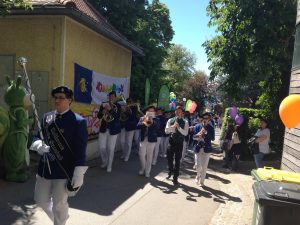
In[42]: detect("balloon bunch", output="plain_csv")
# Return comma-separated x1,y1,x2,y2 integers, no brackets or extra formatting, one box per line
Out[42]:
229,106,244,125
279,95,300,129
169,92,177,110
185,99,197,113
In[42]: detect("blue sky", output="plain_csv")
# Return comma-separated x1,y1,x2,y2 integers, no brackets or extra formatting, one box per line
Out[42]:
158,0,216,74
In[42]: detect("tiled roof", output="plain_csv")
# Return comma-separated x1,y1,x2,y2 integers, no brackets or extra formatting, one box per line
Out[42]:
24,0,142,54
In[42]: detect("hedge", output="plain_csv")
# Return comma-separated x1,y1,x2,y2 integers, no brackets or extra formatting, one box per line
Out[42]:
221,107,283,159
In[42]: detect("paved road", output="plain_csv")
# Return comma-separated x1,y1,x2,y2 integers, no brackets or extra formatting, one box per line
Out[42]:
0,129,232,225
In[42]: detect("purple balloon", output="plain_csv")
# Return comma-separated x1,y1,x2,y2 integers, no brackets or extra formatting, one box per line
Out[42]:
169,102,176,110
235,114,244,125
229,107,238,119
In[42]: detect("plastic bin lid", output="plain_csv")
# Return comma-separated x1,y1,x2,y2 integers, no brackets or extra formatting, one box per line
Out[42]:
255,167,300,184
254,181,300,205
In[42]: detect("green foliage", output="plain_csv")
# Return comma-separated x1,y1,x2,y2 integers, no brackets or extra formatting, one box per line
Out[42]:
88,0,174,104
203,0,296,110
220,107,280,158
0,0,32,15
179,71,208,110
162,44,197,93
204,0,296,155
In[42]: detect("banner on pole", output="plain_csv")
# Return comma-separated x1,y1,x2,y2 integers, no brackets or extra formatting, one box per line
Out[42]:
157,85,170,111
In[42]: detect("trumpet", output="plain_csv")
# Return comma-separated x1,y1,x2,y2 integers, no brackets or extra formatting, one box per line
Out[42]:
143,115,153,127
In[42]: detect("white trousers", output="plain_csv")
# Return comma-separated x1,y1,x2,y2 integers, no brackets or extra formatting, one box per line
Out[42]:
98,130,118,171
159,136,169,157
195,149,211,184
119,128,126,155
120,129,135,161
133,129,141,148
152,137,162,165
139,138,156,176
34,175,69,225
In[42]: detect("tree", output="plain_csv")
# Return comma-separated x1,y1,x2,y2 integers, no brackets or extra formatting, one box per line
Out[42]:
162,44,197,94
203,0,296,110
203,0,297,151
0,0,32,15
88,0,174,104
178,71,210,111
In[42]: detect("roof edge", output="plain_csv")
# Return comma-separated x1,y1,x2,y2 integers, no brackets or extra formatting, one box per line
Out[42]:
7,7,144,56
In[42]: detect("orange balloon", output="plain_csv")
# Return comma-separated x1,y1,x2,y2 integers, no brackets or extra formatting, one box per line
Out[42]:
279,95,300,128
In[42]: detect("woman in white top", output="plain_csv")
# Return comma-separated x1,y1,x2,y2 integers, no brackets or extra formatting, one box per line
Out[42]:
254,119,270,168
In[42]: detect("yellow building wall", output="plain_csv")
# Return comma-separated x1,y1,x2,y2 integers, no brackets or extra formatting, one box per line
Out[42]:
0,16,63,90
63,18,132,91
0,15,133,111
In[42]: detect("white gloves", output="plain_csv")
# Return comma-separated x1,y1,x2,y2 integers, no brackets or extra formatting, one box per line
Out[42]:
71,166,88,188
30,140,50,155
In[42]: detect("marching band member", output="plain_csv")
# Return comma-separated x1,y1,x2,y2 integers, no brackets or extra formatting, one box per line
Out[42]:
152,107,164,165
137,106,160,178
193,112,214,187
31,86,88,225
120,98,138,162
165,106,189,185
119,103,127,160
159,110,172,158
97,91,121,172
181,111,192,163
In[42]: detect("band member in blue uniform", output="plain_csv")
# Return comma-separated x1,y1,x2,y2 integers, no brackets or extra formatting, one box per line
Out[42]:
152,107,164,165
159,110,172,158
165,106,189,185
193,112,214,187
120,98,138,161
97,91,121,172
30,86,88,225
137,106,160,178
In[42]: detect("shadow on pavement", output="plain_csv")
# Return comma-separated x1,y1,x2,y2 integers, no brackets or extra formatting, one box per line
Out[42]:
0,174,37,225
69,153,170,216
202,185,242,204
150,177,213,202
0,152,171,222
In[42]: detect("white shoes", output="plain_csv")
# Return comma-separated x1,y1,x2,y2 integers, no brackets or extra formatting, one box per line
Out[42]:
195,176,200,184
195,175,204,187
107,167,112,173
198,182,205,187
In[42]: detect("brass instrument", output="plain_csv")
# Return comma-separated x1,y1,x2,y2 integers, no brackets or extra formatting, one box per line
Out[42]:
143,115,153,127
119,95,131,122
98,101,118,126
143,111,155,127
136,103,144,119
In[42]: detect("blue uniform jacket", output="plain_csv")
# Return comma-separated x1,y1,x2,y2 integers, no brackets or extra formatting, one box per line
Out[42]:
125,106,138,131
137,116,160,143
37,110,88,179
193,123,214,153
156,115,165,137
98,102,121,135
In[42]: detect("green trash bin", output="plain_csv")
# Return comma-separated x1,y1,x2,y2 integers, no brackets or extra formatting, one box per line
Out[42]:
252,180,300,225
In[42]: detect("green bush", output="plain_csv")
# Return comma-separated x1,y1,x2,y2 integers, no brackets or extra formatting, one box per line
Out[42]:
221,107,268,159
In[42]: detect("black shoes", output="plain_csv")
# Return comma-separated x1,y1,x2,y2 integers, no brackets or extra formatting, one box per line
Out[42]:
166,172,172,179
172,179,179,185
